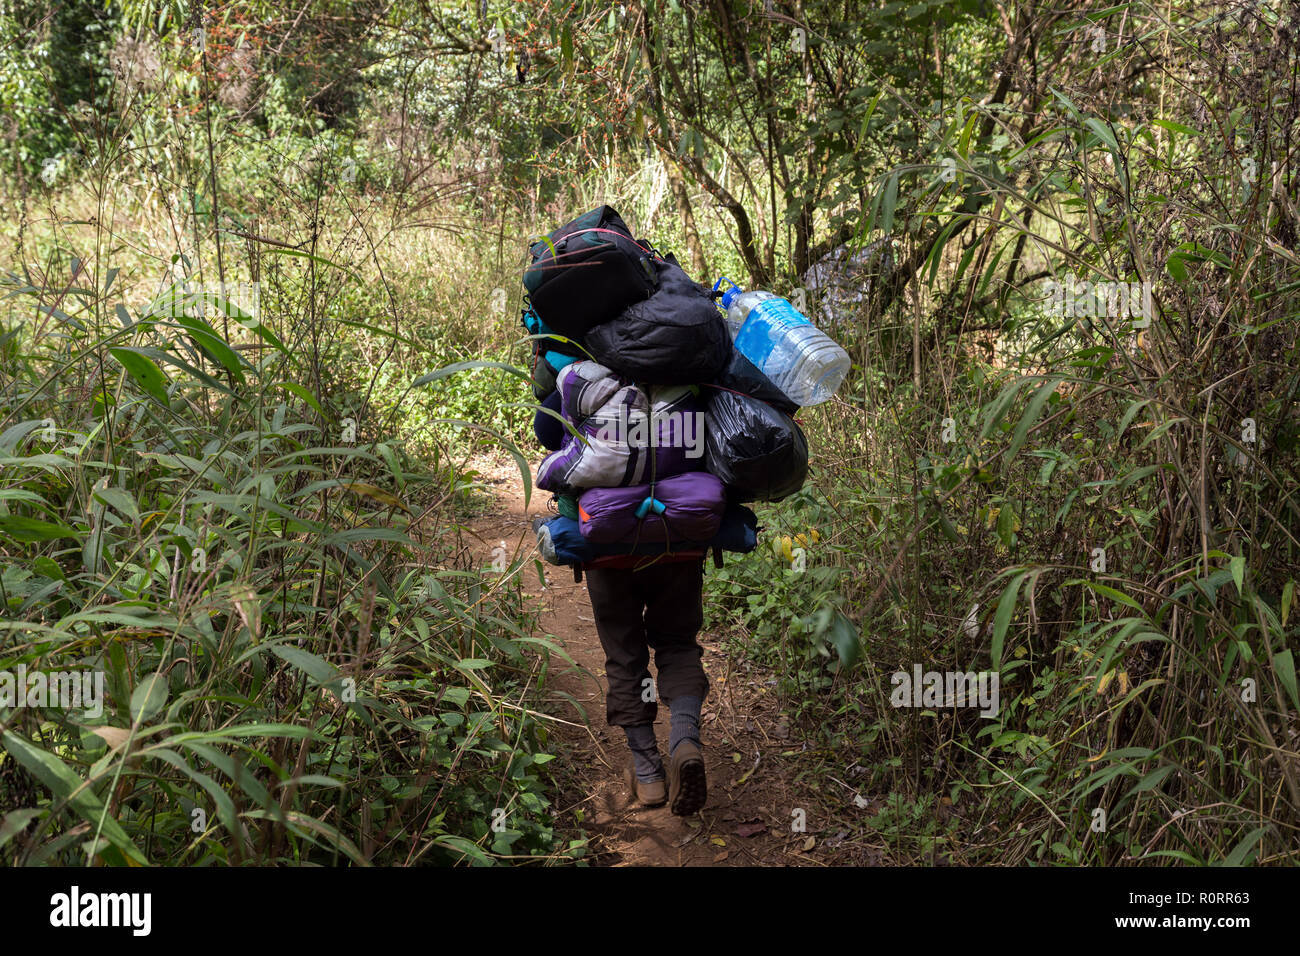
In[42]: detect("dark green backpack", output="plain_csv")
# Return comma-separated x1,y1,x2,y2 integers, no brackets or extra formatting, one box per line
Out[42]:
523,205,663,340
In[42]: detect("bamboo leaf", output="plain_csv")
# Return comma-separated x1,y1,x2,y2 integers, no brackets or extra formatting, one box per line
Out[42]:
0,731,148,865
131,674,169,723
274,381,324,415
109,347,171,404
0,515,79,542
1004,376,1061,465
990,570,1029,670
1273,649,1300,713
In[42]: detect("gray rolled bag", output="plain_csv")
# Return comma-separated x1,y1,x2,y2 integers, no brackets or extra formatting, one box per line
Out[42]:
536,361,707,496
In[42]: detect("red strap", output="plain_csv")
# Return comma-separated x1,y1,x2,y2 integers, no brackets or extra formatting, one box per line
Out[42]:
582,549,705,571
547,227,666,263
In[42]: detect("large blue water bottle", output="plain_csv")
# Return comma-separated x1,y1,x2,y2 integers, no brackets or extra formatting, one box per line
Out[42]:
714,278,850,406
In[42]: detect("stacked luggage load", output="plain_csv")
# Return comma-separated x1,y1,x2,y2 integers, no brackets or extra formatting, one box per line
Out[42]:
522,205,845,576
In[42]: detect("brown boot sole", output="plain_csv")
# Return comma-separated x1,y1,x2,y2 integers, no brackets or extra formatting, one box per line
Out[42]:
668,741,707,816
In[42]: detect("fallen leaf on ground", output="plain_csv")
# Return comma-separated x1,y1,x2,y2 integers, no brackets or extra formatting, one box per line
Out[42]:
736,821,767,838
803,836,816,851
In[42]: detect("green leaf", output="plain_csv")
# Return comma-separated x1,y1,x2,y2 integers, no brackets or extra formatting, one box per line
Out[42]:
1273,649,1300,713
990,570,1029,670
413,360,530,388
1216,827,1269,867
92,485,139,521
1165,251,1189,281
1075,580,1145,613
173,315,248,383
274,381,325,416
242,808,371,865
0,731,148,865
434,419,532,509
1129,763,1176,794
1229,554,1246,597
130,674,169,723
0,420,46,452
131,345,242,401
0,808,43,850
996,502,1018,547
271,644,339,686
109,347,170,404
1004,377,1061,465
980,378,1029,441
1114,398,1150,447
1152,118,1200,137
324,526,418,547
560,22,574,71
147,747,239,837
0,515,79,542
435,833,494,866
253,246,363,284
880,171,898,237
829,611,861,669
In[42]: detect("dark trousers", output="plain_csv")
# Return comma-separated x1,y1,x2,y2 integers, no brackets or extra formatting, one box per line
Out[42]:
584,558,709,727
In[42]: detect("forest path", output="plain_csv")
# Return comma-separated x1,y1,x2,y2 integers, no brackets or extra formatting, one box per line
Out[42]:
462,457,819,867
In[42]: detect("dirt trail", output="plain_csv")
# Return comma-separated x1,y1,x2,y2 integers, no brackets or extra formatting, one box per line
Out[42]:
463,459,820,866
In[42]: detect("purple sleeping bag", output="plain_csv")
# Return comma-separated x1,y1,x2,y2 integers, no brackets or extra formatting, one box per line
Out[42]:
578,471,726,544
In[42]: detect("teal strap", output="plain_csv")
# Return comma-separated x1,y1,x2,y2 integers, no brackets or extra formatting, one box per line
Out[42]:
635,496,666,520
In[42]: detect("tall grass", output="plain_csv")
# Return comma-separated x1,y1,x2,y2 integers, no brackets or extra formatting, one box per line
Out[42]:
705,7,1300,864
0,110,579,866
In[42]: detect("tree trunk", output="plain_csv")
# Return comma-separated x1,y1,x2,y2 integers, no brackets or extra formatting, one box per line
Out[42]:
666,161,708,279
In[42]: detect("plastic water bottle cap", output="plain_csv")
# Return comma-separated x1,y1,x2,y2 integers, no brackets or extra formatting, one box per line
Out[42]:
713,277,743,309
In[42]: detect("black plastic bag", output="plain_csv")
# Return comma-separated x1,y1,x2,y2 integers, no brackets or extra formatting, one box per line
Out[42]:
704,389,808,502
586,261,731,385
708,343,799,415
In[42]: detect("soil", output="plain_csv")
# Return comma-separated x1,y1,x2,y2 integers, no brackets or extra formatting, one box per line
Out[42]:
458,456,837,867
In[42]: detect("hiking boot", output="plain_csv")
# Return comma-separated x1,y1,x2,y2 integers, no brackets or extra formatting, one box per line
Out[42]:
667,739,707,816
624,761,667,808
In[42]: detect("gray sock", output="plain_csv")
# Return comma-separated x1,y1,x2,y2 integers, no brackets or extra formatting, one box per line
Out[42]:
624,724,664,782
668,695,703,756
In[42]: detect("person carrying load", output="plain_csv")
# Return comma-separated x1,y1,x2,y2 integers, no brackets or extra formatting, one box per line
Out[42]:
521,205,833,816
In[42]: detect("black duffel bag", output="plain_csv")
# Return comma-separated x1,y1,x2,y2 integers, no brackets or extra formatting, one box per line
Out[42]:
523,206,660,340
586,260,731,386
704,388,808,502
